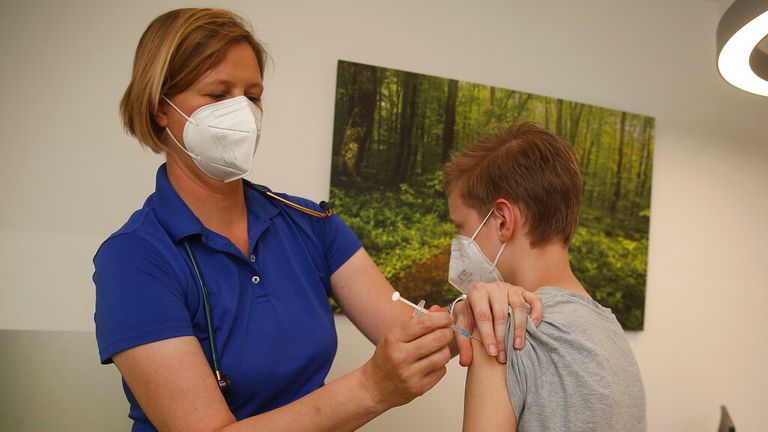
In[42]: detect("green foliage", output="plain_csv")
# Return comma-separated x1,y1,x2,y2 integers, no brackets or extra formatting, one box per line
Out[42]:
331,172,454,280
570,222,648,330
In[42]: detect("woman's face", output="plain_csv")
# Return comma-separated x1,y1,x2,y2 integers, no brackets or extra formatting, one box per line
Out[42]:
156,41,264,153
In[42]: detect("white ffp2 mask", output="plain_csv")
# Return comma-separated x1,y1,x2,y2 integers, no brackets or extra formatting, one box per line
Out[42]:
448,209,507,293
164,96,262,183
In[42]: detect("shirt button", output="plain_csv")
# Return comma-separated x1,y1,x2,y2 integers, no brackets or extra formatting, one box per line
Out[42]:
250,254,256,262
251,275,260,284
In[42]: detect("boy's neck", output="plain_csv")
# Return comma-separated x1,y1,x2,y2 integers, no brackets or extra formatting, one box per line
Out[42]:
501,240,590,298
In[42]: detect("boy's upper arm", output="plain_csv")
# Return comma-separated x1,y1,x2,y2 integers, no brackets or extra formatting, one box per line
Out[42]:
463,336,517,432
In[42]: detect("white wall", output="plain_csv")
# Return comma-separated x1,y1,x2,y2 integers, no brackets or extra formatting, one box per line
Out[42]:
1,0,766,430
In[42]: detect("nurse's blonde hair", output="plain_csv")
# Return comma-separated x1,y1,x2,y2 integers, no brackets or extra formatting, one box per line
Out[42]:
120,8,267,153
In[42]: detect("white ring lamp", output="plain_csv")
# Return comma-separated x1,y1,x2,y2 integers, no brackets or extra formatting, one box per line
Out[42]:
717,0,768,96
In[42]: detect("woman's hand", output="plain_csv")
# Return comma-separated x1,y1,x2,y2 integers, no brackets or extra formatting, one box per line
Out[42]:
359,305,454,410
452,282,543,366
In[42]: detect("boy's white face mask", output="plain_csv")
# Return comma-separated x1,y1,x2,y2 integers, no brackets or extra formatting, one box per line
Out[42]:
163,95,262,183
448,209,507,293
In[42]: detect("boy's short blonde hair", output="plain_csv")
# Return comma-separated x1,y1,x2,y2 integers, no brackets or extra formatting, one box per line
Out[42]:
443,122,583,247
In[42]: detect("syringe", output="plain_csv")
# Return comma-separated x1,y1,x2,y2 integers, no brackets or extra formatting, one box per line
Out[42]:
391,291,482,342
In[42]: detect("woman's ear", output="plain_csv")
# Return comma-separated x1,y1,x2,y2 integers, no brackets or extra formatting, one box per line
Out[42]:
493,199,517,242
152,98,170,128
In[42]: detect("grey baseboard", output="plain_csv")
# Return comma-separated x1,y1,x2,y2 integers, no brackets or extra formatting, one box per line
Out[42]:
0,329,132,431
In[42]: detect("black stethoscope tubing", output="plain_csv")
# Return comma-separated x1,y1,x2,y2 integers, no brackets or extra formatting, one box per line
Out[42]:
182,182,332,399
183,240,232,396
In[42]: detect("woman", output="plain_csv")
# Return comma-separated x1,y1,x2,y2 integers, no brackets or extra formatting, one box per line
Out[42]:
94,8,540,431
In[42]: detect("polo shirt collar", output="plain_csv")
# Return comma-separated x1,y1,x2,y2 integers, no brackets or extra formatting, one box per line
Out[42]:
243,180,280,247
152,164,280,245
153,164,204,242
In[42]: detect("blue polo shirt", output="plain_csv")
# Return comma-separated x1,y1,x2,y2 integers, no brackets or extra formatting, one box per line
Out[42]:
93,164,361,431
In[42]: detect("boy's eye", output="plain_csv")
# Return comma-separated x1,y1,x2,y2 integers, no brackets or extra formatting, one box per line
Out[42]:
207,93,226,100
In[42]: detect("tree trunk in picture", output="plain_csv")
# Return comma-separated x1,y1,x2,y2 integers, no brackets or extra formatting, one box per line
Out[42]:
498,91,514,113
583,109,603,173
486,86,496,124
338,65,376,178
637,117,653,202
374,72,383,153
387,73,403,178
332,63,352,175
351,66,378,175
556,98,564,137
489,86,496,108
511,93,533,124
568,104,585,148
393,72,419,184
441,79,459,164
577,106,592,159
410,98,425,177
585,113,603,207
610,111,627,216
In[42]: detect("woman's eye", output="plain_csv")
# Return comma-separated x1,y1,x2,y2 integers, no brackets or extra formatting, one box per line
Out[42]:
207,93,226,100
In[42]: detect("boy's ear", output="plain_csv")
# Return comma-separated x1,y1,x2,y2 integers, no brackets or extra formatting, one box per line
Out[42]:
493,198,518,242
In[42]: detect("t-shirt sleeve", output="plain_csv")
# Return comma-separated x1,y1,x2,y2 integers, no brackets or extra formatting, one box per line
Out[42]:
93,234,194,364
322,213,362,275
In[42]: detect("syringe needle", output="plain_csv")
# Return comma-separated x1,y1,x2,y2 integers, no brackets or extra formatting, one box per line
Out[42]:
392,291,480,341
451,324,483,342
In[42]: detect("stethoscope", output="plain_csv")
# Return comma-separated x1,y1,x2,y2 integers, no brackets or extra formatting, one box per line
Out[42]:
182,181,333,398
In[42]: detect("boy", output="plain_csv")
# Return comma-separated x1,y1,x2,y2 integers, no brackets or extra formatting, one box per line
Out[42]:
444,122,646,431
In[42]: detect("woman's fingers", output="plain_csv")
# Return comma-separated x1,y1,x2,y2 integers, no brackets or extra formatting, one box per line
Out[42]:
467,286,499,358
452,300,474,366
406,325,454,360
507,287,529,350
398,307,452,342
524,289,543,326
465,282,544,361
362,306,454,409
488,283,510,362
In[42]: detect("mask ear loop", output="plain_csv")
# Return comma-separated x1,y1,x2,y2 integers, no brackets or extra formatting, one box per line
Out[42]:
492,241,507,266
470,209,496,240
491,209,508,267
162,96,194,124
472,208,507,267
164,128,199,161
161,96,200,160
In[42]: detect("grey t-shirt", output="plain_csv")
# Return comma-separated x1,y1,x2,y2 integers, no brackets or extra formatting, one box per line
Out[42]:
506,287,646,431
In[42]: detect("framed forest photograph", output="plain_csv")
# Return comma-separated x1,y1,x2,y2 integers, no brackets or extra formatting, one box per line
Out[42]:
330,60,653,330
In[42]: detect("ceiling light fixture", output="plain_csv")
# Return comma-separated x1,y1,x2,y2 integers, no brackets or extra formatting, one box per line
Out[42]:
717,0,768,96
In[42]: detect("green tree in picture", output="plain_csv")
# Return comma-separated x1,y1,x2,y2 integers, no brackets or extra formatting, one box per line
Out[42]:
330,60,653,330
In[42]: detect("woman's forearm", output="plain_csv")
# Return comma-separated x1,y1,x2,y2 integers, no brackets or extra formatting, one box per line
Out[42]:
222,367,385,432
